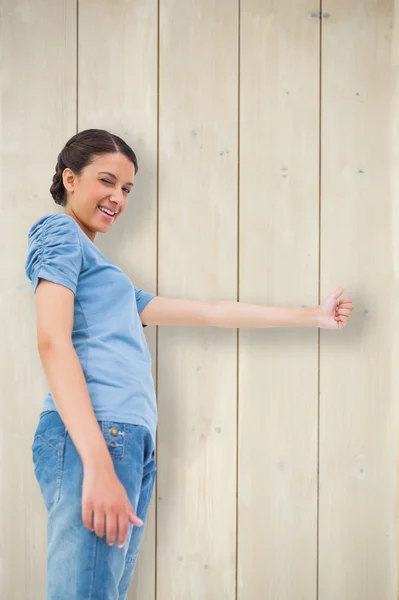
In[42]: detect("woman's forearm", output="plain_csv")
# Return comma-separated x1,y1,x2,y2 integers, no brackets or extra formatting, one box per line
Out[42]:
38,341,114,471
210,301,319,329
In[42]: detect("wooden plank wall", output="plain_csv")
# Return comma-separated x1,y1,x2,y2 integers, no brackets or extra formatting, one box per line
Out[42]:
239,2,320,598
320,2,399,599
1,1,398,599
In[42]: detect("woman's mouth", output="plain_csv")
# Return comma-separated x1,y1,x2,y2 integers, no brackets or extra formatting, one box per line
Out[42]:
98,206,116,222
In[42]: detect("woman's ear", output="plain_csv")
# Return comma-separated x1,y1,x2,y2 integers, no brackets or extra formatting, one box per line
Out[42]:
62,168,77,194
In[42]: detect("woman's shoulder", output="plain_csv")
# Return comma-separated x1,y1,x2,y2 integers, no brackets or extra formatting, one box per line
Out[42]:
28,212,78,237
27,213,81,247
25,213,83,293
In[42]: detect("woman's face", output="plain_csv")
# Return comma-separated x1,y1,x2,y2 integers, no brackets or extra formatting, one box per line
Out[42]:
63,152,135,241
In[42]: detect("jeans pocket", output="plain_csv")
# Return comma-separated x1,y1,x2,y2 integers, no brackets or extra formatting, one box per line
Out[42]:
32,425,67,512
32,425,67,462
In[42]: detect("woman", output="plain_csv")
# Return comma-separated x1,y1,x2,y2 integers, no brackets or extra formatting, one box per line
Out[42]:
25,128,354,599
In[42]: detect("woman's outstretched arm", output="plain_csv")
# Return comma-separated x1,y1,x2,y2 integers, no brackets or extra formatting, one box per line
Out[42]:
140,287,354,331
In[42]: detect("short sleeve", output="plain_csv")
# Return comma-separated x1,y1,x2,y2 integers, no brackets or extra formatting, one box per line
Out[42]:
25,214,83,295
134,286,156,327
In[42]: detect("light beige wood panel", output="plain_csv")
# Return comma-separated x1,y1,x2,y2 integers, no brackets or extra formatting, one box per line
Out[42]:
78,1,158,598
238,2,320,599
156,1,238,598
0,1,77,598
320,2,399,599
394,5,399,595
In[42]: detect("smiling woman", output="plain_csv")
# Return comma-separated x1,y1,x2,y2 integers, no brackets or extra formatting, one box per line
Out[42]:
49,129,137,241
25,128,158,599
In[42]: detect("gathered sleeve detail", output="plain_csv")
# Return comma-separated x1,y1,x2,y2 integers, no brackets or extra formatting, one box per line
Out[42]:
25,214,83,295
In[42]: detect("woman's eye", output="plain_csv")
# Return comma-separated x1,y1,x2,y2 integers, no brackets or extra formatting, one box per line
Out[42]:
101,179,129,194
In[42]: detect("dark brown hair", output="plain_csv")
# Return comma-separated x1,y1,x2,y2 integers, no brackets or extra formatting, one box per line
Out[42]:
50,129,139,206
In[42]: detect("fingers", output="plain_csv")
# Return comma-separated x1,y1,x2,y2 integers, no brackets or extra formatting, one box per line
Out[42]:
93,508,106,539
81,469,142,548
83,508,132,547
83,506,141,548
335,311,351,326
335,298,353,327
117,513,129,548
105,511,118,547
336,308,352,317
337,316,349,324
335,297,354,320
82,502,95,532
128,507,144,528
333,297,354,327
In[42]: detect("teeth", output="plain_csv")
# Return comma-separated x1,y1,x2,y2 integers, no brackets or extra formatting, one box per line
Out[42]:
99,207,115,216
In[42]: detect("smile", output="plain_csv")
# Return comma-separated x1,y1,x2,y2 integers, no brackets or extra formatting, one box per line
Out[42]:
98,206,116,221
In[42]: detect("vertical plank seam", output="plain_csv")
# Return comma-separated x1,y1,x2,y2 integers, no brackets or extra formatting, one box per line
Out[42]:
155,0,160,598
235,1,241,599
317,0,323,599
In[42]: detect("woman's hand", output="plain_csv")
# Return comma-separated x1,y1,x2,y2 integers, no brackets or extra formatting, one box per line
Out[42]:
315,286,354,330
81,462,143,547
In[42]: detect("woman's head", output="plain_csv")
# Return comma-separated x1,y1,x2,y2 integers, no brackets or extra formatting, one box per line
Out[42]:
50,129,138,240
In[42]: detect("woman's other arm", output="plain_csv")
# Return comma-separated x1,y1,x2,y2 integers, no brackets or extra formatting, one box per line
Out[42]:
35,279,143,546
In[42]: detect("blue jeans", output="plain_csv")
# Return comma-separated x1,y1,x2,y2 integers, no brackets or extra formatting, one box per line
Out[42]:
32,410,157,600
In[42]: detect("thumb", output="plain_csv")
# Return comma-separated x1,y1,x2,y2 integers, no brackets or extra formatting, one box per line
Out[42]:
128,504,143,527
331,286,345,300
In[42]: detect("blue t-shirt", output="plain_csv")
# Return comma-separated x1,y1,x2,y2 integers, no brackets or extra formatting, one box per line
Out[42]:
25,213,158,444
